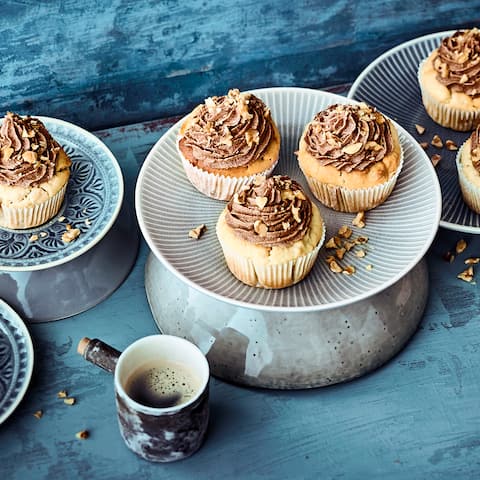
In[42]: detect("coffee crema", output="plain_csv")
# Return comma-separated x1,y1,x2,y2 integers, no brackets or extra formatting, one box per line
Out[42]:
124,360,201,409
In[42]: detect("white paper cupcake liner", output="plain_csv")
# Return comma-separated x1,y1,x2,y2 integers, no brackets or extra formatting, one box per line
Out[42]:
180,156,278,201
418,60,480,132
0,183,67,229
303,148,404,213
220,225,325,289
456,141,480,213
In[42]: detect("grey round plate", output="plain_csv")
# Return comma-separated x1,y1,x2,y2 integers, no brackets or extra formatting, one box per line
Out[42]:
136,87,441,312
348,30,480,233
0,299,33,424
0,116,124,271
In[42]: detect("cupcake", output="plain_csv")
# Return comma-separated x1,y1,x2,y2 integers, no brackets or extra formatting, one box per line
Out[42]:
456,124,480,212
177,89,280,200
0,112,71,229
297,103,403,212
418,28,480,131
216,175,325,289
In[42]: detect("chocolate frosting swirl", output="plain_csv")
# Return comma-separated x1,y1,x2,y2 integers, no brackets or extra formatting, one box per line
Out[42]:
471,124,480,171
179,89,274,170
0,112,62,187
433,29,480,96
225,175,312,247
302,103,394,172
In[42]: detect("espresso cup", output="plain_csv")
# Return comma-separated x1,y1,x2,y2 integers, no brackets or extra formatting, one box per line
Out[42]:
79,334,210,462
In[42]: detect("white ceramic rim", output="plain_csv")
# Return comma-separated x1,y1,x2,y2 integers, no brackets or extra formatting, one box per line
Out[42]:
114,334,209,415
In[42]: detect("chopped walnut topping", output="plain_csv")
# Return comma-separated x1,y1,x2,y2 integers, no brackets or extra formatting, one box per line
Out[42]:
352,211,365,228
415,124,426,135
253,220,268,237
291,205,301,223
338,225,352,239
245,128,259,147
76,430,89,440
342,142,363,155
22,151,37,164
62,226,81,243
431,154,442,167
459,73,469,84
456,239,467,254
255,196,268,209
457,266,474,282
431,135,443,148
253,175,266,186
57,390,68,398
64,397,76,406
445,140,458,151
188,224,206,239
33,410,43,419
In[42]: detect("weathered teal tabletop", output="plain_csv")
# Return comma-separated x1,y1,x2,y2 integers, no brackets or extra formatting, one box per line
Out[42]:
0,111,479,479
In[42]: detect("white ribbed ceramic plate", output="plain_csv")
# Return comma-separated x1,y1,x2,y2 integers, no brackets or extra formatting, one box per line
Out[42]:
136,87,441,311
348,30,480,233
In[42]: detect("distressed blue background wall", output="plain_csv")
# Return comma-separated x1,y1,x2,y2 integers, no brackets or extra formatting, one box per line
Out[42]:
1,0,479,129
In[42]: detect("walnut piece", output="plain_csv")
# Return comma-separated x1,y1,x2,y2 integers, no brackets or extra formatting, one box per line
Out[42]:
456,239,467,254
338,225,352,239
76,430,89,440
445,140,458,151
33,410,43,419
457,266,474,283
64,397,76,406
431,154,441,167
431,135,443,148
57,390,68,398
62,226,81,243
328,260,343,273
188,224,206,240
352,211,365,228
415,124,426,135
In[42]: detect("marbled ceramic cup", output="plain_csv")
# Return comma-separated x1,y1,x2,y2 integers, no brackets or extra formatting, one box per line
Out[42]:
113,335,210,462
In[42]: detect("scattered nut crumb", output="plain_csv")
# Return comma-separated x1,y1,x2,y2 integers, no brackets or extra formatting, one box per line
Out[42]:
64,397,76,406
58,216,66,222
431,154,442,166
57,390,68,398
85,218,91,226
325,237,341,249
419,142,429,150
366,264,373,271
457,266,474,282
352,211,365,228
344,240,356,252
33,410,43,419
355,249,366,258
39,231,47,238
465,257,480,265
355,235,369,244
188,224,206,239
431,134,443,148
29,234,39,242
328,260,343,273
62,226,81,243
445,140,458,151
76,430,89,440
335,247,346,260
342,265,356,275
443,251,455,263
415,124,426,135
338,225,352,239
456,239,467,254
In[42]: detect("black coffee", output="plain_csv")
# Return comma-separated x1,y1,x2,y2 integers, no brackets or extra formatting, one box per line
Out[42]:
124,360,201,409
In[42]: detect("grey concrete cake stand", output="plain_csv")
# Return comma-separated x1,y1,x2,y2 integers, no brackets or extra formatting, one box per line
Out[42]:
145,253,428,389
0,202,139,323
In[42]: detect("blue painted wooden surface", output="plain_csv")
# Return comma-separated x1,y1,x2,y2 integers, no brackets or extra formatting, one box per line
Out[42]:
0,114,479,479
2,0,480,130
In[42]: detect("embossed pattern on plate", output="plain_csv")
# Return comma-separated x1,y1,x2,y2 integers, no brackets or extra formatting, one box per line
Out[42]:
136,87,441,311
0,299,33,424
0,117,124,271
348,30,480,233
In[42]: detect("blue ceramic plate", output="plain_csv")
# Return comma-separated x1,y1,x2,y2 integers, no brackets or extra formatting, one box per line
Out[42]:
0,117,124,271
136,87,441,311
348,30,480,233
0,299,33,424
